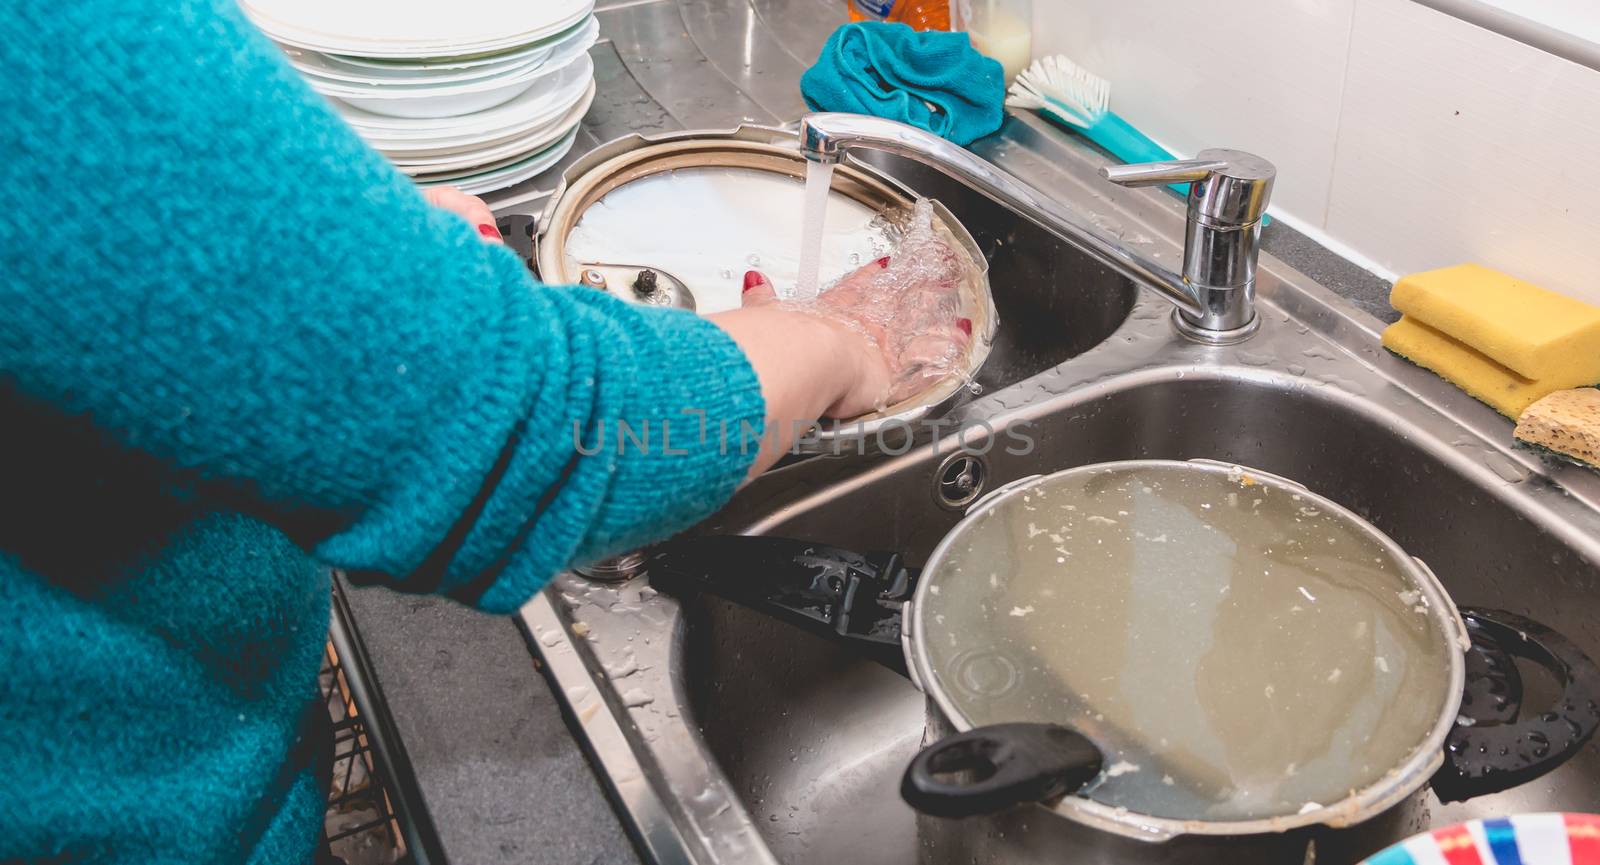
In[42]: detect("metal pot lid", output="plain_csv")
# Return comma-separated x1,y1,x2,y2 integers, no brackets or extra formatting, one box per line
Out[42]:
906,459,1466,836
562,160,895,315
537,126,996,451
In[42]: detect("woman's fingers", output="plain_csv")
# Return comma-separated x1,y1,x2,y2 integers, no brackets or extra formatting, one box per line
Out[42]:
819,256,895,319
741,270,778,306
895,320,970,383
422,185,503,243
831,256,892,295
883,322,966,404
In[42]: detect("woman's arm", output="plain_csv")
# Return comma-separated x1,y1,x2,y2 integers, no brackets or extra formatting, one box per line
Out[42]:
416,190,875,478
2,0,776,612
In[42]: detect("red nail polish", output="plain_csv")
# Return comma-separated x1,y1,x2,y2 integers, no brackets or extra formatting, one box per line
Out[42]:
956,318,972,336
876,256,891,268
742,270,764,292
477,223,502,239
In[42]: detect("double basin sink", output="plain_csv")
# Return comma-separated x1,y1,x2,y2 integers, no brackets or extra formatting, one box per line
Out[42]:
521,115,1600,865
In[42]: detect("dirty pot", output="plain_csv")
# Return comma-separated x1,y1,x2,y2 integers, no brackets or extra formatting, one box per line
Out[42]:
647,459,1600,864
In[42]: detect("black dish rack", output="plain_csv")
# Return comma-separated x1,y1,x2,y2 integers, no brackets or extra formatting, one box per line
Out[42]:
319,639,408,864
321,580,436,865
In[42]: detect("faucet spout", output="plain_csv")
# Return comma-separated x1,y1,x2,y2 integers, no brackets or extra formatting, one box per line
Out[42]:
799,116,843,164
796,113,1274,343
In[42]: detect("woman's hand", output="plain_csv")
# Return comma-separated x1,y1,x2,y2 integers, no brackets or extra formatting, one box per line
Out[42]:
741,255,972,419
422,186,504,243
708,249,972,477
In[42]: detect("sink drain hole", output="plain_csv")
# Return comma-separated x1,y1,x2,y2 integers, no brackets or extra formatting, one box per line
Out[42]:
935,453,987,510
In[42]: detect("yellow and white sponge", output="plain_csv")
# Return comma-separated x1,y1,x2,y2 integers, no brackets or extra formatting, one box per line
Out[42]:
1515,388,1600,468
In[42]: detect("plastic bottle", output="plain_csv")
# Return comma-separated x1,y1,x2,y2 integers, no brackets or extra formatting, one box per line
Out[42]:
954,0,1031,83
848,0,951,31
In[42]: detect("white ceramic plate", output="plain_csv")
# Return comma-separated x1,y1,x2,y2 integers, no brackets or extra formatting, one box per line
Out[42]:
410,125,576,182
340,47,593,134
416,128,580,195
244,0,591,58
326,32,593,120
319,28,564,73
388,83,593,173
313,55,546,97
285,45,552,87
302,17,593,97
366,109,566,157
356,61,594,152
332,74,534,119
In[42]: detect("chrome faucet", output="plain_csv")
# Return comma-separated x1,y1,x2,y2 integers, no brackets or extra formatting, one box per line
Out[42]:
798,113,1276,342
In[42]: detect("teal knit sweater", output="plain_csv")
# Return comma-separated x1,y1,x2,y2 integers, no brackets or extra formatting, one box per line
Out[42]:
0,1,765,862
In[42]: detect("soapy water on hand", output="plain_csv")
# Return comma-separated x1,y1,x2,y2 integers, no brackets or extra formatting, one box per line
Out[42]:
786,198,978,411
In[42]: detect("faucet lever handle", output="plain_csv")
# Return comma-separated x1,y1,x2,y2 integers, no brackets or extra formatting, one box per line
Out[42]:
1099,158,1229,188
1100,148,1276,228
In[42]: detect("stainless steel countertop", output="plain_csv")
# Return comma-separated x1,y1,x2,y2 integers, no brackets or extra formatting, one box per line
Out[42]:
337,1,1401,862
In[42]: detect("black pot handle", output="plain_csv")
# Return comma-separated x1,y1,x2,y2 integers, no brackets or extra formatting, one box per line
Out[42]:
901,722,1104,819
1432,607,1600,803
645,535,917,674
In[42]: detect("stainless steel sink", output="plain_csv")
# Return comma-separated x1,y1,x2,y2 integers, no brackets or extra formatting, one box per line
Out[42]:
521,115,1600,865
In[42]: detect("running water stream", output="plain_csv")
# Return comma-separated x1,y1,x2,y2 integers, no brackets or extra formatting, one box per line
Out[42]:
790,160,835,299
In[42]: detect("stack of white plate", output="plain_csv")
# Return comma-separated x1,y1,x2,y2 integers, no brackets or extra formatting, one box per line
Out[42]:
244,0,597,193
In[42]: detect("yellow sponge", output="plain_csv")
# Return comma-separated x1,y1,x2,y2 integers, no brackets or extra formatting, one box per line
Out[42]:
1515,388,1600,469
1391,264,1600,381
1382,316,1557,417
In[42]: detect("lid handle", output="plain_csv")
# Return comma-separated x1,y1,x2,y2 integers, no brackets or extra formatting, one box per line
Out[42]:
901,722,1103,818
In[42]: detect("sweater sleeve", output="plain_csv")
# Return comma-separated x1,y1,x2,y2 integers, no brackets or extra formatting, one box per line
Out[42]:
0,0,766,613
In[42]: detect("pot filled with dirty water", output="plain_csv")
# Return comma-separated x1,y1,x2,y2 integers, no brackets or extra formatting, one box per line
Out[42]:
536,125,996,453
646,459,1600,864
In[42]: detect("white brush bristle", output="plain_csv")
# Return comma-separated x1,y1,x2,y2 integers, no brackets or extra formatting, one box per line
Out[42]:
1006,54,1110,129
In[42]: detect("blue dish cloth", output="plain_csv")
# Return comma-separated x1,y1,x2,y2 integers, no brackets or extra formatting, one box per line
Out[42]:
801,22,1005,147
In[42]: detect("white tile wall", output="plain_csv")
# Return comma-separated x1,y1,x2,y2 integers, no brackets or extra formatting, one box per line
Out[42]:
1028,0,1356,229
1032,0,1600,305
1329,0,1600,302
